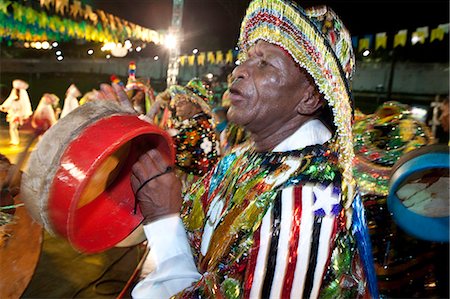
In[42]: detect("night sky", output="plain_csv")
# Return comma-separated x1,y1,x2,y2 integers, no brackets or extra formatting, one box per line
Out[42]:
92,0,450,52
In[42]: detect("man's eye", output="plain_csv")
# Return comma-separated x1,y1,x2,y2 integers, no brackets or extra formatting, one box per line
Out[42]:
257,60,268,67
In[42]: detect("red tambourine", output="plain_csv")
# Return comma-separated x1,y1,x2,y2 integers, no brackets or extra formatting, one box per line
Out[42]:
21,101,174,253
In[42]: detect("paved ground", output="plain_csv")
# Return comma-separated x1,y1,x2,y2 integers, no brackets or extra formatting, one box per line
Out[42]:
0,124,143,299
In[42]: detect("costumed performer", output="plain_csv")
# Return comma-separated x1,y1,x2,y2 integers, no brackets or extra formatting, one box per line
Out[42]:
126,61,155,116
130,1,378,298
31,93,60,135
166,78,220,193
0,80,33,146
60,84,81,118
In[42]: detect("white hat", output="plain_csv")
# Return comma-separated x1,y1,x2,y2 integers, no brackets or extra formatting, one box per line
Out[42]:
12,79,29,90
66,84,81,98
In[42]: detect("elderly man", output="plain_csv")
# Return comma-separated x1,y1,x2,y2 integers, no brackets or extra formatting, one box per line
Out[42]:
131,0,378,298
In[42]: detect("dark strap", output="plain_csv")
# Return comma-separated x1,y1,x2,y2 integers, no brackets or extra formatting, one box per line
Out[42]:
133,166,173,214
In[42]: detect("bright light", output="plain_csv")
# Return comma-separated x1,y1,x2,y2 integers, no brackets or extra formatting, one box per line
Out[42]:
153,55,159,61
206,73,214,80
164,33,178,50
87,49,94,55
234,47,239,51
128,48,133,52
101,42,116,51
362,50,370,57
24,42,30,48
124,40,132,49
57,56,63,61
235,60,241,65
35,42,42,49
411,106,428,122
192,48,198,54
52,41,58,47
136,46,142,52
42,41,50,49
106,54,111,59
411,35,421,45
56,50,62,56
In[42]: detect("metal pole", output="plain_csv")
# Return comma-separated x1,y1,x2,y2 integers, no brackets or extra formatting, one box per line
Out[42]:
166,0,184,88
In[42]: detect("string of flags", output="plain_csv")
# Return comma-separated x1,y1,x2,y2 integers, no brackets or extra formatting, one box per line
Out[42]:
0,0,447,64
0,0,161,44
179,23,449,66
354,24,449,52
178,49,237,67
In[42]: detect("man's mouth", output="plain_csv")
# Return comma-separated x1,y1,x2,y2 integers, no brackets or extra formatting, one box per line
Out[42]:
229,86,245,104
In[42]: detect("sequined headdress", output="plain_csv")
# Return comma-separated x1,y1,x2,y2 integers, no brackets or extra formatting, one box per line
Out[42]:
169,78,213,116
238,0,356,205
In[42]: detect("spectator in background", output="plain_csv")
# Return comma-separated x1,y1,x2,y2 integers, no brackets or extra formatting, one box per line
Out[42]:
0,79,33,146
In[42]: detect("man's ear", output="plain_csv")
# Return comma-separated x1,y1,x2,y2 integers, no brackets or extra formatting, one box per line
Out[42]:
296,85,323,116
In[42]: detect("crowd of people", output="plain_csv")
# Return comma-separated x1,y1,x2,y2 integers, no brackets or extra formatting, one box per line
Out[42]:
0,0,448,298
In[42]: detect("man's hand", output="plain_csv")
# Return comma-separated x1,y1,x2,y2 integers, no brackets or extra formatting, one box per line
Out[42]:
131,149,182,224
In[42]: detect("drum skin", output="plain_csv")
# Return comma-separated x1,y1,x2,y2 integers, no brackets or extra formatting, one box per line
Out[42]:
388,144,449,242
21,101,175,253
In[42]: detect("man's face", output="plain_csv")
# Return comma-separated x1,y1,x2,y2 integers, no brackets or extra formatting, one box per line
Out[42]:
227,40,309,133
174,95,201,120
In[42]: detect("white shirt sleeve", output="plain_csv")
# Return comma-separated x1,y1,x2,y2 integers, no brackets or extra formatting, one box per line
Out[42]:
132,215,202,299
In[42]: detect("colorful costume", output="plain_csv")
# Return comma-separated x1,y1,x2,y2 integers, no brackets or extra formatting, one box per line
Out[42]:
353,101,434,196
0,80,33,145
132,1,378,298
167,79,220,191
171,113,219,177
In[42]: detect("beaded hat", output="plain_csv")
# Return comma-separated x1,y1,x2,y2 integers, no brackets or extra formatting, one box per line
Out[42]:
168,78,213,116
238,0,356,203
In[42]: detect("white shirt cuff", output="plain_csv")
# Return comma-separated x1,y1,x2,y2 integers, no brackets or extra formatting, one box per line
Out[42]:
143,214,193,266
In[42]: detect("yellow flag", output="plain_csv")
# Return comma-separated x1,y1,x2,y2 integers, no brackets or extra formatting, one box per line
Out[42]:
108,13,116,30
225,50,233,64
70,0,82,18
198,52,206,66
0,0,11,14
207,51,215,64
55,0,68,15
393,29,407,48
179,55,187,66
411,26,428,45
84,4,93,20
358,38,369,52
216,51,224,64
430,27,444,42
375,32,387,50
40,0,52,10
188,55,195,66
97,10,108,24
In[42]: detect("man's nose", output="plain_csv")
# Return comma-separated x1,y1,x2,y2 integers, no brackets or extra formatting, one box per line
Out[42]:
231,63,249,81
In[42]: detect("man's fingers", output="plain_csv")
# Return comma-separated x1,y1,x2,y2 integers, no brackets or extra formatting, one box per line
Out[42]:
131,149,165,181
112,83,134,110
100,84,118,101
130,173,140,190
